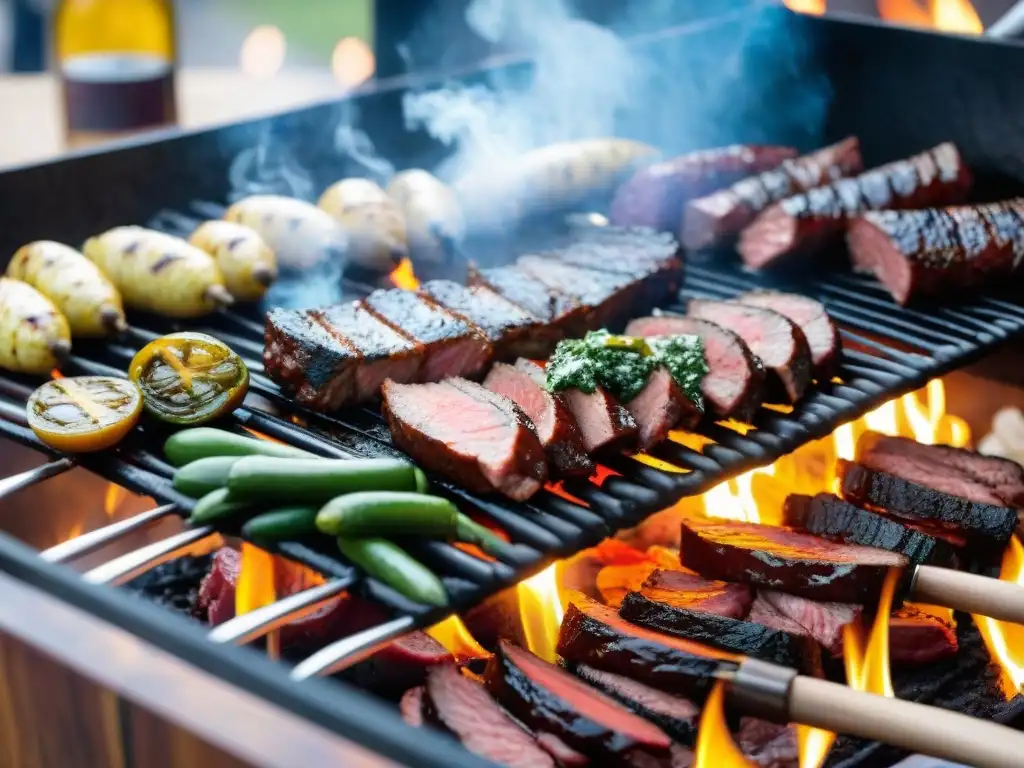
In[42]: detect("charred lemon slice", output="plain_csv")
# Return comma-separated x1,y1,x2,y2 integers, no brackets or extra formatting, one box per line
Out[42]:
27,376,143,453
129,332,249,425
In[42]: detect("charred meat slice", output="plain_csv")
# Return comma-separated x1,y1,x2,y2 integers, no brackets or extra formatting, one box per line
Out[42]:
609,145,798,232
347,631,454,698
400,686,426,727
626,367,701,451
424,664,556,768
688,300,812,404
553,237,684,308
837,459,1016,546
739,142,972,269
483,360,593,477
485,640,672,763
738,719,799,768
516,255,639,332
783,493,959,567
736,292,841,380
557,596,734,697
362,288,490,382
575,665,699,746
625,315,766,421
318,303,424,402
419,280,556,361
562,386,639,455
753,591,860,656
680,519,907,604
468,264,585,335
681,137,862,250
889,605,958,665
382,378,548,500
639,568,753,619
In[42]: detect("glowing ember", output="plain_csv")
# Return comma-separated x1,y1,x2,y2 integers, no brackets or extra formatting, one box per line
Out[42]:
877,0,983,33
427,615,491,663
693,680,754,768
241,426,287,445
784,0,826,14
517,563,564,663
390,257,420,291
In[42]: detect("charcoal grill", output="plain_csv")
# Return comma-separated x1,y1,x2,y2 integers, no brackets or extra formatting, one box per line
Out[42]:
2,6,1024,767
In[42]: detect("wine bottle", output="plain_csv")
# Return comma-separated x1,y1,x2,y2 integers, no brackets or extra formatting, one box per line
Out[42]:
53,0,178,149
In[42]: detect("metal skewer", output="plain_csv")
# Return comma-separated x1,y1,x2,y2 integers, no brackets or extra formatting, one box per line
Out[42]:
987,1,1024,38
0,458,75,501
290,615,418,680
41,503,178,563
82,526,215,585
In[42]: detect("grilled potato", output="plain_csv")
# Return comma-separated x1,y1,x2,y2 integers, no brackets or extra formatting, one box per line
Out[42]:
82,227,232,318
386,170,464,265
224,195,346,271
6,241,127,337
318,178,408,272
188,221,277,302
0,278,71,374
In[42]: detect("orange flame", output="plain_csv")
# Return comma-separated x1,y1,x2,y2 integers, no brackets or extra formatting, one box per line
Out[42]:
50,369,65,380
390,257,421,291
784,0,826,14
235,543,277,616
104,482,129,519
241,426,288,445
974,535,1024,697
877,0,983,33
426,615,491,663
693,680,755,768
517,563,564,663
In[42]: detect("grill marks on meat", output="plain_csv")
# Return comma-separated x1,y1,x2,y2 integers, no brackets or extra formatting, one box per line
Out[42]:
363,288,490,382
552,238,683,308
735,292,841,380
680,519,907,604
681,137,862,251
837,459,1017,546
626,367,701,451
739,142,972,270
382,378,548,500
469,264,585,332
847,199,1024,304
562,386,639,455
483,359,593,477
687,300,811,404
609,145,799,232
516,255,639,332
626,315,766,421
784,493,959,566
889,605,958,664
485,639,672,763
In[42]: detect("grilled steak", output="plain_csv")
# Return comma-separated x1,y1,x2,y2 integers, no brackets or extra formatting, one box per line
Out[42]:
553,236,683,308
739,142,972,269
597,561,661,608
783,493,959,567
753,591,860,656
362,288,490,382
423,664,556,768
889,605,958,665
347,630,454,698
534,733,590,768
680,519,907,604
562,386,639,455
610,145,798,232
837,459,1017,545
681,137,862,250
625,315,766,421
639,568,753,618
557,597,733,697
400,685,426,727
860,433,1024,508
626,367,701,451
746,593,814,638
847,199,1024,305
736,292,841,380
483,360,593,477
516,255,638,332
738,719,799,768
419,280,556,361
485,640,672,763
575,665,699,746
468,264,585,336
688,300,812,404
382,378,548,500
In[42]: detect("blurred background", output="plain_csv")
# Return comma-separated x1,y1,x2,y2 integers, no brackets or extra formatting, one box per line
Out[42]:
0,0,1016,168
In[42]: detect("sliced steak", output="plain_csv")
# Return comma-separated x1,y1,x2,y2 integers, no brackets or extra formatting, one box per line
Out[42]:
639,568,753,618
483,360,593,477
889,605,958,665
516,254,639,332
382,378,548,500
610,145,798,232
400,686,426,727
575,664,699,745
424,664,556,768
553,234,683,308
597,561,661,608
468,264,585,337
837,459,1017,546
860,433,1024,508
738,719,799,768
419,279,555,361
362,288,490,382
626,367,701,451
680,519,907,604
681,137,862,250
347,630,454,697
562,386,639,455
735,292,841,380
783,493,959,567
739,142,972,270
534,732,590,768
485,640,672,763
625,315,766,421
557,596,734,697
754,590,861,655
688,300,812,404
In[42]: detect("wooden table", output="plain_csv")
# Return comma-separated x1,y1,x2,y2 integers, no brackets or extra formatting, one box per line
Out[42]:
0,68,345,169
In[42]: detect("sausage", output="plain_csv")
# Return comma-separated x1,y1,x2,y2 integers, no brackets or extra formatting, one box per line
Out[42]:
82,227,233,318
318,178,408,272
223,194,347,271
188,221,277,302
0,277,72,374
386,169,464,265
6,240,126,336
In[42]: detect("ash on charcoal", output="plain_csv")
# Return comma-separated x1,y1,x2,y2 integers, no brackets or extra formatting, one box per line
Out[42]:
125,554,212,617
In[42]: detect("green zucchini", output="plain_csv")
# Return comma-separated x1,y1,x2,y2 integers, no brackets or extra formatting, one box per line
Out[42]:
336,536,448,607
316,492,457,537
164,427,312,466
241,506,319,541
189,487,252,525
227,457,420,503
173,456,245,498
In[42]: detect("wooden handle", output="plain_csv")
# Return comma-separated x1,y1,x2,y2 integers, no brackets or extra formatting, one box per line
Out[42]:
912,565,1024,624
789,676,1024,768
